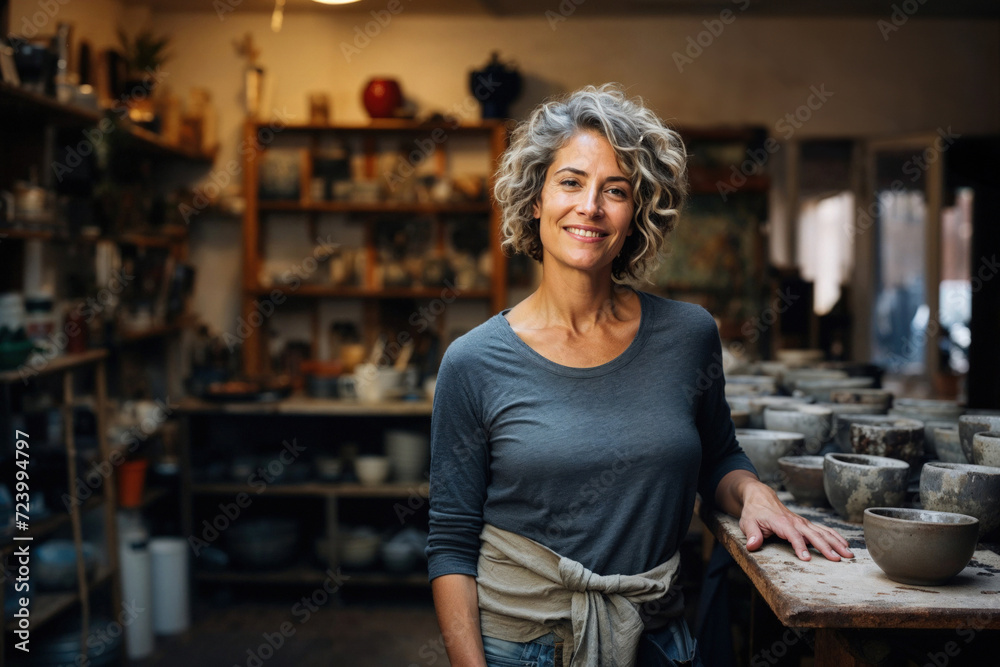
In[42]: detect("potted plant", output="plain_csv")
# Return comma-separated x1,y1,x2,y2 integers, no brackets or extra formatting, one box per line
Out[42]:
117,26,171,95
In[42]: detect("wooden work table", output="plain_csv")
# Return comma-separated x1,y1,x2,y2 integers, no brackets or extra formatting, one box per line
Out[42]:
703,494,1000,666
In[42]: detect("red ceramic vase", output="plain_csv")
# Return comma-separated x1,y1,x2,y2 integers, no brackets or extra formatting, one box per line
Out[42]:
362,79,403,119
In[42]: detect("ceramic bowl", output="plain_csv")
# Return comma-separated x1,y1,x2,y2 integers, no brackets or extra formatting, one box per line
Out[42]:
832,413,891,453
823,453,910,523
828,388,893,411
775,349,824,366
380,541,418,573
781,368,848,393
959,414,1000,464
735,429,805,486
339,528,381,569
933,425,966,464
972,431,1000,468
919,461,1000,536
354,455,391,485
763,405,834,454
36,540,99,591
864,507,978,586
777,456,828,506
892,398,965,422
795,377,875,403
849,416,925,467
746,396,813,429
725,374,778,396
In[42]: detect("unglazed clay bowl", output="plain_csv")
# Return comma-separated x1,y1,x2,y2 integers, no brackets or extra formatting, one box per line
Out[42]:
829,388,893,411
919,461,1000,536
833,413,892,453
795,377,874,403
746,396,813,429
764,405,835,454
864,507,978,586
959,414,1000,464
777,456,828,506
735,429,805,487
933,425,966,464
823,453,910,523
972,431,1000,468
850,416,925,467
893,398,965,423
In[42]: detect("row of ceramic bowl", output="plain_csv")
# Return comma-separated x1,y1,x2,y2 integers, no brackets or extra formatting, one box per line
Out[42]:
318,526,428,572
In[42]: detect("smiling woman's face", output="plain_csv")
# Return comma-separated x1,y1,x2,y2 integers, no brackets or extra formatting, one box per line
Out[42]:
533,131,635,278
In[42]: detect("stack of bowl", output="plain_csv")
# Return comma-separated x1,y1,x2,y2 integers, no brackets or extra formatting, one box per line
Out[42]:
384,430,429,483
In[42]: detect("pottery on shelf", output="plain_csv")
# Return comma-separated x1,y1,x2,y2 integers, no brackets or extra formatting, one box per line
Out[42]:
823,453,910,523
469,52,522,119
763,404,835,454
735,429,805,487
777,456,828,506
919,461,1000,536
958,414,1000,464
362,78,403,118
972,431,1000,468
864,507,978,586
849,416,925,467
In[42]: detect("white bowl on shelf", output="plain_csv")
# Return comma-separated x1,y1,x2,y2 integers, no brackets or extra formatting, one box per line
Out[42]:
354,456,390,486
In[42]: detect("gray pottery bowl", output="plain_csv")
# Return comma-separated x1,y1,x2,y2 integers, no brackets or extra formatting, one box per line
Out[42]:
795,377,874,402
864,507,978,586
919,461,1000,536
933,425,966,464
833,413,891,453
764,405,835,454
823,453,910,523
829,388,893,411
736,429,805,486
959,414,1000,464
746,396,813,429
850,416,925,466
972,431,1000,468
777,456,828,506
893,398,965,422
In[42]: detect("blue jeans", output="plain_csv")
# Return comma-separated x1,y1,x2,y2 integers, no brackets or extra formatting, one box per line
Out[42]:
482,617,701,667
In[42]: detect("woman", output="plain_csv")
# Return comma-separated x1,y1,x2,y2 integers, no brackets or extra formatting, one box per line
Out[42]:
426,84,853,667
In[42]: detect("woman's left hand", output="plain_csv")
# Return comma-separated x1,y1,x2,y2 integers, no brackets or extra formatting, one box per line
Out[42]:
717,470,854,562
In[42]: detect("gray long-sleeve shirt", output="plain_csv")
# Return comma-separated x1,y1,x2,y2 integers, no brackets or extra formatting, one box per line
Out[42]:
426,290,756,581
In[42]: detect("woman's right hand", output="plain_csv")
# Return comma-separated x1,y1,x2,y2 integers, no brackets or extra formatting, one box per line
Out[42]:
431,573,488,667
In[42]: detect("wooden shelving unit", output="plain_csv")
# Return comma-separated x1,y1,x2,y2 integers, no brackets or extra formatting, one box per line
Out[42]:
239,118,510,376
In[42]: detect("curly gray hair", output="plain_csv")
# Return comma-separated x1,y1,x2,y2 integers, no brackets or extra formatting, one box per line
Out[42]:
494,83,688,285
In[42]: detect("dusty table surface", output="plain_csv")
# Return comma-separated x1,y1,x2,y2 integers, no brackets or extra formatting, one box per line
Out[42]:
705,493,1000,630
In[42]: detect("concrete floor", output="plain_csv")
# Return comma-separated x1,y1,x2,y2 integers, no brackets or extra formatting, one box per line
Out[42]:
135,598,443,666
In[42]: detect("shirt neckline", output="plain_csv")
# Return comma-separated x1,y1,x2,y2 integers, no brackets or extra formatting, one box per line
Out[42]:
492,290,653,378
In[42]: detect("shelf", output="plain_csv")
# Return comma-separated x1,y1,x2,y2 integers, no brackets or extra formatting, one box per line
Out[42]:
255,119,507,134
0,226,188,247
195,564,428,586
0,349,108,384
0,82,214,163
258,200,491,215
191,481,428,498
0,496,106,557
5,565,116,632
177,396,433,416
687,167,770,195
251,284,490,299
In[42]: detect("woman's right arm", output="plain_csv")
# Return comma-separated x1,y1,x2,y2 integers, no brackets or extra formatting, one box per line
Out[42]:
432,573,487,667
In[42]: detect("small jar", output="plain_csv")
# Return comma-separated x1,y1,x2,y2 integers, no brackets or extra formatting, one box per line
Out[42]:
23,295,55,346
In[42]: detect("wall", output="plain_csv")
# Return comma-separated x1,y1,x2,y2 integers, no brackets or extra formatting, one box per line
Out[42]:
9,2,1000,342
